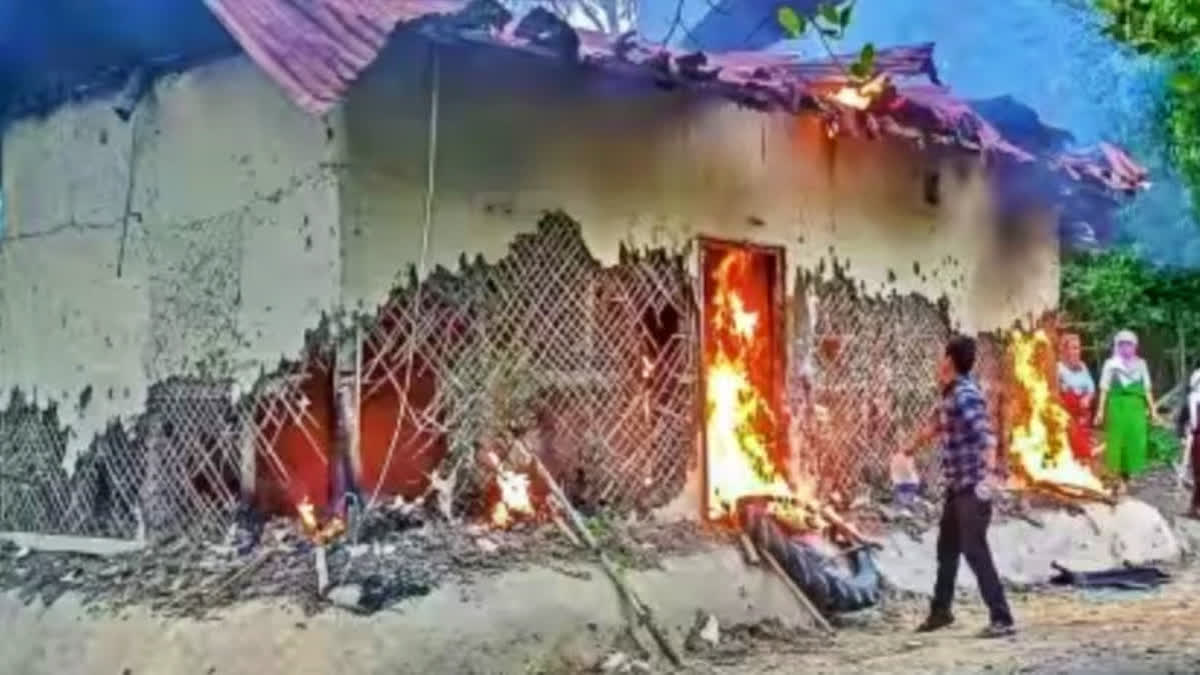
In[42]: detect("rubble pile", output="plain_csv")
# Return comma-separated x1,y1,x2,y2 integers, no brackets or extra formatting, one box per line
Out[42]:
0,509,713,618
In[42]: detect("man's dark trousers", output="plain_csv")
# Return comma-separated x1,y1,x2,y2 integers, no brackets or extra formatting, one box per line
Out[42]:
930,489,1013,625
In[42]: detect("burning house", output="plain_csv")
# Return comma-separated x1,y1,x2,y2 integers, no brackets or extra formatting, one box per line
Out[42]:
0,0,1148,564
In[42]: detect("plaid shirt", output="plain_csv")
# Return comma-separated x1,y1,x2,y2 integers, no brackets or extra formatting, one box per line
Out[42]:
939,375,996,492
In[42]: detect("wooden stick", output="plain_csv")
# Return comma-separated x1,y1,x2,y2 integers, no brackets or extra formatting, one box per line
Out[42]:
315,546,330,596
819,506,883,550
523,448,682,667
1029,480,1116,507
551,510,583,549
752,538,835,635
737,532,761,565
163,548,274,614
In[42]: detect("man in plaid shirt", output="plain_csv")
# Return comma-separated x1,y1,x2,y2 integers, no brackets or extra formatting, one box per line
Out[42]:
907,335,1015,638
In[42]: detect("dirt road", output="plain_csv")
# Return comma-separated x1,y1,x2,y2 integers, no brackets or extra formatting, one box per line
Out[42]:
696,566,1200,675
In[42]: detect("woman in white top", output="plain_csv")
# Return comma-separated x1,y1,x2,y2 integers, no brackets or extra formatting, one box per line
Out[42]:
1094,330,1160,493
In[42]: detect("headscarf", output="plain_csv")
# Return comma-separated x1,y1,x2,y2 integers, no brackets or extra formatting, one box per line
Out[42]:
1112,329,1138,366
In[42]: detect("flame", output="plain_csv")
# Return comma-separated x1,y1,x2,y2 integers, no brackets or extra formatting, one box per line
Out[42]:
830,74,890,111
297,497,319,534
1008,330,1104,492
704,249,813,521
295,496,345,545
487,452,535,528
831,86,872,110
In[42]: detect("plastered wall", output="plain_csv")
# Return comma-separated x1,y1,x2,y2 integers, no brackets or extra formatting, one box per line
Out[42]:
0,56,342,467
339,38,1059,334
0,39,1059,474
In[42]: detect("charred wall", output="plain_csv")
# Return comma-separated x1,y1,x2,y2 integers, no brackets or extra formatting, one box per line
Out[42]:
0,37,1063,539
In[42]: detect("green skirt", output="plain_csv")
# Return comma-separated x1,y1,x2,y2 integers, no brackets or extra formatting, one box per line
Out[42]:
1104,379,1148,477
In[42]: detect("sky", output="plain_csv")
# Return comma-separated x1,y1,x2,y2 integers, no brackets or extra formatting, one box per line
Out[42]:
639,0,1198,266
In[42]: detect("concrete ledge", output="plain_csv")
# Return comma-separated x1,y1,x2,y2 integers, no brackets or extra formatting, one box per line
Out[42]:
876,498,1181,594
0,532,145,556
0,546,811,675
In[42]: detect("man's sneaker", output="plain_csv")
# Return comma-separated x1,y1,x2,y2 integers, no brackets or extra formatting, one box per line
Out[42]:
977,622,1016,639
915,613,954,633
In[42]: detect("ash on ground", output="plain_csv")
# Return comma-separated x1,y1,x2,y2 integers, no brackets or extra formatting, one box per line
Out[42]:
0,507,714,620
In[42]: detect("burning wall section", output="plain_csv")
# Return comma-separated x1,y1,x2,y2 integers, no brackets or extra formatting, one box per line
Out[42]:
0,210,1092,543
0,212,699,540
791,272,956,499
357,212,697,521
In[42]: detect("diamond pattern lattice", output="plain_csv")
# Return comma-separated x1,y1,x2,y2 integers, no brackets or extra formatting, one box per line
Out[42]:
358,212,697,516
792,274,953,498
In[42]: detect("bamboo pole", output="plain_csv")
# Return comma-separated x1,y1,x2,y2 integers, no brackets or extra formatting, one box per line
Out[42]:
737,532,761,565
752,538,835,635
521,445,682,667
819,505,883,550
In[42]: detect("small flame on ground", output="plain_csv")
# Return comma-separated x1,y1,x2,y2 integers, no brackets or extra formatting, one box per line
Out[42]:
297,497,318,533
295,496,345,545
487,452,535,528
1009,330,1105,493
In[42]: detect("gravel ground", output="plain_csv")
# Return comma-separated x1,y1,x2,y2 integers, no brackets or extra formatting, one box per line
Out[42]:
684,465,1200,675
0,507,715,619
689,565,1200,675
3,466,1196,673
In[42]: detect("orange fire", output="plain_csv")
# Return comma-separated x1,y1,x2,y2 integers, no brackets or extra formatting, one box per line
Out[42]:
295,496,346,545
487,452,535,528
829,74,890,111
704,249,817,521
1008,330,1104,492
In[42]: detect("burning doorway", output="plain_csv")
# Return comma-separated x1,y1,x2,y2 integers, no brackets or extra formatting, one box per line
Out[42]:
698,239,791,522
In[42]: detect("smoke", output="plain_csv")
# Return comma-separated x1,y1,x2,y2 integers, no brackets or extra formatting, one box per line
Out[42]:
0,0,237,118
640,0,1195,267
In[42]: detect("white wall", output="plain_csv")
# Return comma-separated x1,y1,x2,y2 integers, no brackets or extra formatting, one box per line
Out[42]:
0,39,1061,471
339,38,1059,332
0,56,343,468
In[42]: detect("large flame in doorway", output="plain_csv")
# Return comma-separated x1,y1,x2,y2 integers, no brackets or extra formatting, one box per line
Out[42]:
704,249,815,521
1008,330,1105,492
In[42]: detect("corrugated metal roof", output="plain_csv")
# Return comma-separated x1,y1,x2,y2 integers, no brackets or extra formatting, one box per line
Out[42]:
202,0,466,114
201,0,1147,208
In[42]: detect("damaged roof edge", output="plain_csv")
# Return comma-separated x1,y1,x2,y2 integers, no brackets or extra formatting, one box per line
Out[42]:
202,0,1147,213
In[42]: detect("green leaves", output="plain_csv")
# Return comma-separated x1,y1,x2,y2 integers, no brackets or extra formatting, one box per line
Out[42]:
777,6,805,39
820,2,840,27
1062,249,1200,383
1094,0,1200,56
1092,0,1200,221
1148,426,1182,466
777,2,855,41
776,2,876,81
849,42,875,79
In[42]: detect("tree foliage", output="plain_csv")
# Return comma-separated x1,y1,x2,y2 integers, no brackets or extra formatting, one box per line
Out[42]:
777,2,876,80
1061,249,1200,390
1094,0,1200,209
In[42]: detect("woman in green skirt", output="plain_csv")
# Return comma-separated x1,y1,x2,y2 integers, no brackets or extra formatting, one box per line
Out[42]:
1094,330,1160,494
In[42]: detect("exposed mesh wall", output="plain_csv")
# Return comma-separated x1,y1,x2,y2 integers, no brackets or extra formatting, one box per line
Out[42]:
357,211,698,516
0,394,81,535
0,363,337,542
2,210,1051,540
790,273,954,498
